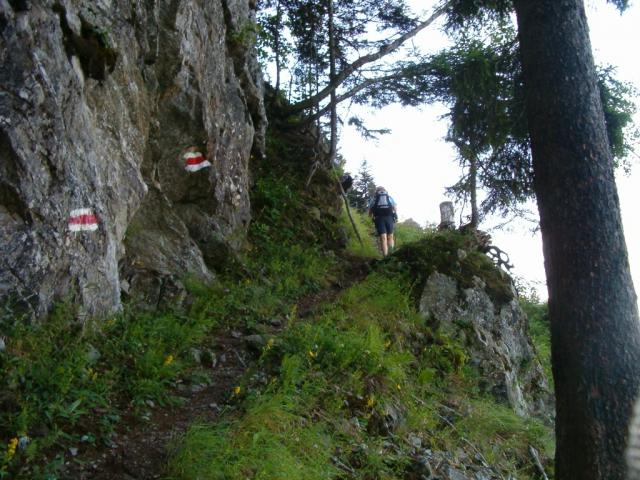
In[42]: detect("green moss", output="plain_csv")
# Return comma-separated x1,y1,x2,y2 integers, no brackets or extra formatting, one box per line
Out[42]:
422,331,468,374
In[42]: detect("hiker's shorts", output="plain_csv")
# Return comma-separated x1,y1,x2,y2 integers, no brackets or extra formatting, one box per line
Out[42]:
374,215,395,235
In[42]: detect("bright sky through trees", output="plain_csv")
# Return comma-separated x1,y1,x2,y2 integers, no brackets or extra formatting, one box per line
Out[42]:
339,0,640,298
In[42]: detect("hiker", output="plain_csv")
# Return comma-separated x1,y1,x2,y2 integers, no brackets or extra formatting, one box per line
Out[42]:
368,186,397,257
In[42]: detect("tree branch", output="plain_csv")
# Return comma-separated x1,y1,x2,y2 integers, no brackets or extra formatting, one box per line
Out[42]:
301,71,410,125
287,2,449,113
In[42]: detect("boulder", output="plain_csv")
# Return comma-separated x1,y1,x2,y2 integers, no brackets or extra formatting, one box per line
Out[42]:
420,272,552,419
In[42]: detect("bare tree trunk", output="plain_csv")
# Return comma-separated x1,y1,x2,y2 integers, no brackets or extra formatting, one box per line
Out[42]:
328,0,338,164
513,1,640,478
274,0,282,94
337,177,363,247
439,201,455,230
469,154,479,228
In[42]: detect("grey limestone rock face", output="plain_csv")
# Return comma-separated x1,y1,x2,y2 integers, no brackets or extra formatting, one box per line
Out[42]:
420,272,553,419
0,0,266,318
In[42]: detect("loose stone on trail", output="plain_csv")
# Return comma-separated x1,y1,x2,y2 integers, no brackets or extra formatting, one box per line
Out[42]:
69,208,99,232
183,150,211,172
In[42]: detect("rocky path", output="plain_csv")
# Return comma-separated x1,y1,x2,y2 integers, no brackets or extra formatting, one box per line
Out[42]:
60,332,248,480
59,255,372,480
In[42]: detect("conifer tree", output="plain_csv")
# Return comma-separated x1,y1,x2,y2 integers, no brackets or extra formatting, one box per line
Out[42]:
413,26,636,223
348,160,376,212
441,1,640,478
258,0,446,161
513,2,640,477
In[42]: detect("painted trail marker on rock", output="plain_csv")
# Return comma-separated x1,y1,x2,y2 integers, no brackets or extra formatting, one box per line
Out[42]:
69,208,98,232
183,151,211,172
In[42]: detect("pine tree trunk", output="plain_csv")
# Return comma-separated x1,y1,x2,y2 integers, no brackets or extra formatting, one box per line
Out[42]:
512,1,640,478
274,0,282,94
469,155,479,228
328,0,338,164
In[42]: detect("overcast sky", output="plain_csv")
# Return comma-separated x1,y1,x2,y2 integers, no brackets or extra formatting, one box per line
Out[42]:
339,1,640,299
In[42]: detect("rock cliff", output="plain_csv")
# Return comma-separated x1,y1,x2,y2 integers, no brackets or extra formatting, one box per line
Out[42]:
0,0,266,318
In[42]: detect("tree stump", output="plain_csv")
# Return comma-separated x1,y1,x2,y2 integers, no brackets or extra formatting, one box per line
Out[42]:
438,201,455,230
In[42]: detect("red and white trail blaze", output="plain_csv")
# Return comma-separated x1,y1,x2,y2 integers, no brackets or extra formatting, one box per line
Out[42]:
183,151,211,172
69,208,99,232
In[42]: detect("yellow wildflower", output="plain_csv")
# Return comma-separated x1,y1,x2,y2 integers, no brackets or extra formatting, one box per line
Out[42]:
6,437,18,458
308,350,318,359
366,396,375,408
396,384,402,391
163,354,174,366
233,386,241,395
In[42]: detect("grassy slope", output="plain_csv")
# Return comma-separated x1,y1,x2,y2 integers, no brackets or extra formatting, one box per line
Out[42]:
0,222,338,479
167,244,554,479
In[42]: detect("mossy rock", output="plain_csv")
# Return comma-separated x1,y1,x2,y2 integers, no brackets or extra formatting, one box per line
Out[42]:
391,231,514,306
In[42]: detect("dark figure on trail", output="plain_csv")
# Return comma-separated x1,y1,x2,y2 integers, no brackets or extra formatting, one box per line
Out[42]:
340,173,353,192
368,186,397,257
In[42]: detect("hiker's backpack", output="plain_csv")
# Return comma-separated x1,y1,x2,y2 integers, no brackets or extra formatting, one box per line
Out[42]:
371,193,394,216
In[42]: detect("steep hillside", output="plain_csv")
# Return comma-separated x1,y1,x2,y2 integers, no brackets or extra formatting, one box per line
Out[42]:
167,232,554,480
0,93,554,478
